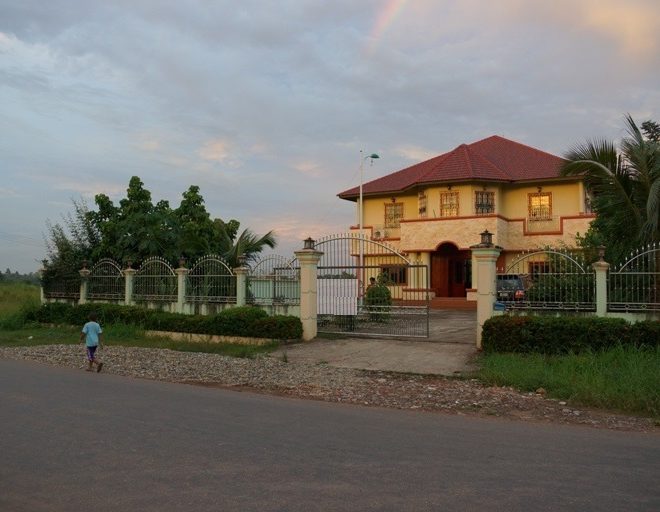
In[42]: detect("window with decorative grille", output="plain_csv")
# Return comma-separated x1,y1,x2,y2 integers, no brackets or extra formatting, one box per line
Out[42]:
384,203,403,228
418,191,427,218
528,192,552,220
475,191,495,214
439,191,459,217
381,265,407,285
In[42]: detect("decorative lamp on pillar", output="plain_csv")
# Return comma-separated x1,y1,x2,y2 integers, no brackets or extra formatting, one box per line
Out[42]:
303,237,315,250
178,256,187,268
237,254,247,267
480,230,493,247
597,246,606,262
126,259,133,269
81,259,89,270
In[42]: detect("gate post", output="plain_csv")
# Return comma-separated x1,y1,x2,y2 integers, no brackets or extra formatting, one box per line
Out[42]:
471,231,501,349
79,261,90,305
123,263,136,306
234,265,248,307
592,248,609,317
295,238,323,341
175,259,188,314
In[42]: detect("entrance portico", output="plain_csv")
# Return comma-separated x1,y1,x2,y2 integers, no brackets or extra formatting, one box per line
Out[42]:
431,242,472,298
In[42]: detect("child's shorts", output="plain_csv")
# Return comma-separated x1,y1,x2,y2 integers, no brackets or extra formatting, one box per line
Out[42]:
86,346,98,361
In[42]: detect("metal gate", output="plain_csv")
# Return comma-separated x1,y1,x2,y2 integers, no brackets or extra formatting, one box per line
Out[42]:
309,233,430,338
496,249,596,311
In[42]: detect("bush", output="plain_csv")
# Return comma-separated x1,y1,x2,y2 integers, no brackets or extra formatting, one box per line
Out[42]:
30,303,302,340
482,315,659,354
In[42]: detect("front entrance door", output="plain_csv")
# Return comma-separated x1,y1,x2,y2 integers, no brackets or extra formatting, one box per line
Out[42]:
431,244,471,297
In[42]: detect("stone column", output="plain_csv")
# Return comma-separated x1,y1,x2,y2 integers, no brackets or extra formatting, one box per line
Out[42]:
234,266,248,307
471,239,502,350
39,262,47,304
123,266,136,306
79,266,91,305
592,260,610,317
175,266,189,314
295,239,323,341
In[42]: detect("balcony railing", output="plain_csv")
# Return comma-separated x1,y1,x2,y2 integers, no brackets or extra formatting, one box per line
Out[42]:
526,215,561,233
372,225,400,240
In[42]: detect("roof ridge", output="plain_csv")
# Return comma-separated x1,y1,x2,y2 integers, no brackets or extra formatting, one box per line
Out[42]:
460,145,473,176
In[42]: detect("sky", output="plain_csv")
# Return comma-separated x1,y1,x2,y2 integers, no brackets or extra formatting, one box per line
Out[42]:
1,0,658,273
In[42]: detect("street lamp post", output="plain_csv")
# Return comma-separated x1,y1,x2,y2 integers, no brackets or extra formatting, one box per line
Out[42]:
358,151,379,298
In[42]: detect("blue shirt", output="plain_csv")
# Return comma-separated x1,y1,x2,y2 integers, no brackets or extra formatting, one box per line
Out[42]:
82,321,103,347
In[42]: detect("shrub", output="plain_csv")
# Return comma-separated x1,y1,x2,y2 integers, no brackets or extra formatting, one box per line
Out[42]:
482,315,659,354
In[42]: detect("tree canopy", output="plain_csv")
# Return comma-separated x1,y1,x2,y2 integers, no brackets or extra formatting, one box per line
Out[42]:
561,115,660,264
43,177,276,279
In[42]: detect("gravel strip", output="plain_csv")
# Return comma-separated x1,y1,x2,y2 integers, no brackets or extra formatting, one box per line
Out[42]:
1,345,657,433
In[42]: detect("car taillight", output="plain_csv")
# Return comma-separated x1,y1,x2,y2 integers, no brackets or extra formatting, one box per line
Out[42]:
515,289,525,299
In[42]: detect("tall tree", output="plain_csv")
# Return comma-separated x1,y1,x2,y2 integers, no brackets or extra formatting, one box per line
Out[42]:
43,177,278,277
561,115,660,263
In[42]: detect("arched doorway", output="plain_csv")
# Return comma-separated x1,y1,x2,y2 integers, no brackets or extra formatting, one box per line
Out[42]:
431,242,472,297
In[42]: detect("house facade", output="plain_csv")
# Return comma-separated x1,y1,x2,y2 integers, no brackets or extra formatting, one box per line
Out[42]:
338,136,595,299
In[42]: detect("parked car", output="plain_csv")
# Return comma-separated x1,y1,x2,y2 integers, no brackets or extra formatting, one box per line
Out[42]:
496,275,526,301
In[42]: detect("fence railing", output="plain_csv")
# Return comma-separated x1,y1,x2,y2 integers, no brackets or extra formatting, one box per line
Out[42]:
247,255,300,306
608,243,660,312
43,276,81,299
497,250,596,311
186,255,236,303
88,259,124,300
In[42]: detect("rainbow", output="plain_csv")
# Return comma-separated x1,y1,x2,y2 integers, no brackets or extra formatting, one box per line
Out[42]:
364,0,408,54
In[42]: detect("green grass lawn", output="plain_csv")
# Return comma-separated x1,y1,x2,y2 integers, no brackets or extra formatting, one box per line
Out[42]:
0,282,40,317
0,323,279,358
0,283,278,358
479,345,660,418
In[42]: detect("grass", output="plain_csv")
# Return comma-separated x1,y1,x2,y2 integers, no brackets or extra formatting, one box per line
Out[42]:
479,345,660,418
0,282,278,358
0,323,279,358
0,282,40,318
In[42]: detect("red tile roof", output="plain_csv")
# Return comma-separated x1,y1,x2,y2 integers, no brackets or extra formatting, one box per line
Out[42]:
338,135,568,199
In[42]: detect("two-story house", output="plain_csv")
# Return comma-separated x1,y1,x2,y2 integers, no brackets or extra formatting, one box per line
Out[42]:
338,135,595,299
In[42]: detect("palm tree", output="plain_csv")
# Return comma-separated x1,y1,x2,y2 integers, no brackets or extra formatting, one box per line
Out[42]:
560,115,660,263
214,219,277,267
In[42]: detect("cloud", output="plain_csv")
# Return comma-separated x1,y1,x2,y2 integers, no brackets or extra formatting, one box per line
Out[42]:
393,145,438,162
198,139,232,162
0,187,25,198
292,160,322,177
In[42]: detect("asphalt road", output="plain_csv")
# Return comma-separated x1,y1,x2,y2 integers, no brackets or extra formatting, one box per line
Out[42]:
1,359,658,512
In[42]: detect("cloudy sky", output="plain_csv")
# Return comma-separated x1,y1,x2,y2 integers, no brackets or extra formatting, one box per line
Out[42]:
1,0,658,272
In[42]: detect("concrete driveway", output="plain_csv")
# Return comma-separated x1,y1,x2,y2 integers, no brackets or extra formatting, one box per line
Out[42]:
273,310,478,376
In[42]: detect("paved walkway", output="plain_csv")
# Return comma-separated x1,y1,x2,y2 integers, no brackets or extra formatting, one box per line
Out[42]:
273,310,478,376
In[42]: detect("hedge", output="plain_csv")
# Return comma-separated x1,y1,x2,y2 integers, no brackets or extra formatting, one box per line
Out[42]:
29,303,302,340
482,315,659,354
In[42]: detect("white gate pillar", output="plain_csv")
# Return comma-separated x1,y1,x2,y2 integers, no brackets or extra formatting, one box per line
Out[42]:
295,238,323,341
123,265,136,306
592,252,609,317
234,265,248,307
79,263,91,305
175,262,189,314
471,231,501,349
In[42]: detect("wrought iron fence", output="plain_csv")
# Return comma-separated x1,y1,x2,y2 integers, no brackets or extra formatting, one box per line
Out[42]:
133,257,177,302
87,258,124,300
608,243,660,312
497,249,596,311
186,255,236,303
247,255,299,305
43,276,81,299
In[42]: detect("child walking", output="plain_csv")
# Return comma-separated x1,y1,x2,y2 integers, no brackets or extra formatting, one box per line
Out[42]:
80,312,104,372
